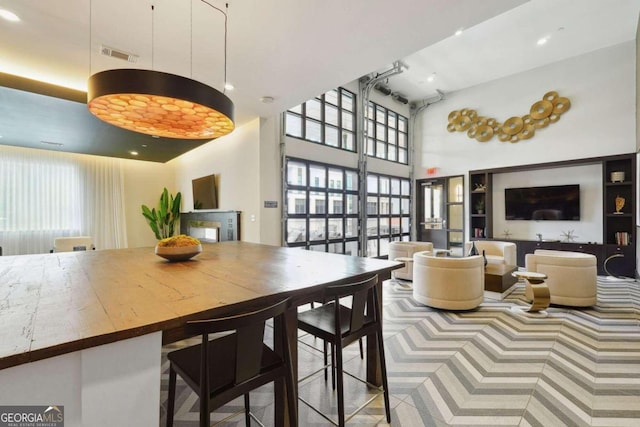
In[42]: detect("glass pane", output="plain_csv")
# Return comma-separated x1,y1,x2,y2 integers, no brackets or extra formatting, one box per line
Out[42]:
309,218,325,241
379,217,389,235
325,89,338,106
448,204,463,229
287,219,306,243
328,168,343,189
390,178,400,195
367,239,378,257
366,196,378,215
366,138,375,156
366,119,375,137
289,104,302,114
341,90,354,112
398,132,407,148
376,106,385,123
376,123,386,141
388,128,397,146
325,125,338,147
287,190,307,214
388,147,397,162
328,242,343,254
379,238,390,257
376,141,386,159
307,99,321,120
345,171,358,191
401,179,410,195
398,116,407,132
390,197,400,215
366,218,377,236
309,164,326,188
449,231,463,246
328,219,343,239
285,112,302,137
379,177,390,194
401,198,409,214
367,175,378,193
398,148,408,164
342,131,354,151
345,194,358,214
345,241,358,256
390,217,401,235
310,192,326,214
401,217,410,233
342,111,354,131
328,194,343,214
306,120,322,143
448,176,464,203
287,161,306,186
325,104,338,126
388,111,397,128
309,244,325,252
379,196,390,215
367,104,374,119
345,219,358,238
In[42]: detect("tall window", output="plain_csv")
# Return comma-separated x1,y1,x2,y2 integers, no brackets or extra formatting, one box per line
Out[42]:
285,88,356,152
365,102,409,164
366,173,411,257
285,158,359,256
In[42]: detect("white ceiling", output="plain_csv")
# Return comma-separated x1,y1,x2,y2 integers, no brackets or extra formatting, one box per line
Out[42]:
0,0,638,160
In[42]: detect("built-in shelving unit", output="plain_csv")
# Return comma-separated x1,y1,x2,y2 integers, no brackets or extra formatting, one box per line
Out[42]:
468,154,636,277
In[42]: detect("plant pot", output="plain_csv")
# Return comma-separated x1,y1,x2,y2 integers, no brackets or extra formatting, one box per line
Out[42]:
155,244,202,262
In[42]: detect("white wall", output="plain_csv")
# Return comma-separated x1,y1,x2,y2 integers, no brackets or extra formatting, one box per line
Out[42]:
492,164,602,243
415,41,636,178
171,119,262,243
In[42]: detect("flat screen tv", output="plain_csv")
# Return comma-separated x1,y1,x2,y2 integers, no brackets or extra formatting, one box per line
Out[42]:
505,184,580,221
192,174,218,210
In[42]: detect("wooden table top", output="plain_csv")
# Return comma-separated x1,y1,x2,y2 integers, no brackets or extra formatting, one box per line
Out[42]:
0,242,401,370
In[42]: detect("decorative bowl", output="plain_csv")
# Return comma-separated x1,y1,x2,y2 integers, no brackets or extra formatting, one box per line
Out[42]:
155,243,202,262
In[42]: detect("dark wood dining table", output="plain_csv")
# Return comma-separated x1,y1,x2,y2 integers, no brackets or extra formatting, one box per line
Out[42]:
0,241,401,426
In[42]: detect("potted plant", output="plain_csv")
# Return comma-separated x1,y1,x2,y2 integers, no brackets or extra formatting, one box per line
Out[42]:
141,188,202,261
475,198,485,214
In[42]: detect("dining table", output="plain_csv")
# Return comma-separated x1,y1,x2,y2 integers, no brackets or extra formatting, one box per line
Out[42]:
0,241,401,426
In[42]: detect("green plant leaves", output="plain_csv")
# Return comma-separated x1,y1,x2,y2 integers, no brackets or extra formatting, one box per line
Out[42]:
141,188,182,240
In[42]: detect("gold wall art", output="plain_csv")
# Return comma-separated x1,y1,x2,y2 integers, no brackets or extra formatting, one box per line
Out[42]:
447,91,570,143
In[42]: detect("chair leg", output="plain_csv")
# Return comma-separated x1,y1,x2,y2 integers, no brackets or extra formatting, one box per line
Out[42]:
166,366,177,427
285,366,298,426
323,340,329,381
376,326,391,423
244,393,251,426
331,344,336,390
359,338,363,359
335,341,345,427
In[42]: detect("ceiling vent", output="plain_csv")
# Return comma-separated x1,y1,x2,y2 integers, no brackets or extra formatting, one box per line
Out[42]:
100,45,138,63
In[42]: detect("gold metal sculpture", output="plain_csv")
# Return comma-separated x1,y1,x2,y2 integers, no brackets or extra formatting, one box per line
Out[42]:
615,195,625,214
447,91,571,143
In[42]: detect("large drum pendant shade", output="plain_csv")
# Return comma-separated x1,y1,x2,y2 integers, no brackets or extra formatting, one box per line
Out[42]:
87,69,234,140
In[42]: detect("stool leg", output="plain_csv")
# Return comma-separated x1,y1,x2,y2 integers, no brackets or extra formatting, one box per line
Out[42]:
166,367,177,427
244,394,251,426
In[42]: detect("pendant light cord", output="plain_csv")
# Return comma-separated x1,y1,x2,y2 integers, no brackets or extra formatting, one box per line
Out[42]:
200,0,229,94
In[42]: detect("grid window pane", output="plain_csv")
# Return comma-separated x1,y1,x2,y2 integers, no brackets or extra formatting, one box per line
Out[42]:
388,129,397,146
287,190,307,214
398,132,407,148
328,169,343,189
376,141,386,159
287,219,306,243
366,218,377,236
367,239,378,257
401,217,410,233
342,90,354,112
289,104,302,114
398,117,407,132
309,218,325,241
401,198,410,214
345,219,358,238
325,89,338,106
307,99,321,120
286,113,302,138
388,112,397,128
345,241,358,256
287,161,306,186
345,194,358,214
401,179,410,195
376,123,386,141
311,194,326,214
367,175,378,193
391,197,400,215
379,177,390,194
309,164,326,187
345,171,358,191
306,120,322,143
379,238,390,257
376,106,385,123
342,131,354,151
328,242,343,254
325,125,339,147
366,138,375,156
325,105,338,126
328,219,343,239
342,111,354,131
388,148,397,162
398,148,407,164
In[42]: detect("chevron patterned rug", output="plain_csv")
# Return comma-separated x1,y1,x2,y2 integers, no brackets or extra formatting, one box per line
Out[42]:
159,276,640,426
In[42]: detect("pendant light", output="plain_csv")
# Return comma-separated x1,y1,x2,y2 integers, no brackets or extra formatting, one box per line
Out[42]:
87,1,234,140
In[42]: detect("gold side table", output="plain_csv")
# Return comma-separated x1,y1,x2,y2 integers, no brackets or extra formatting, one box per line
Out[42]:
512,271,550,313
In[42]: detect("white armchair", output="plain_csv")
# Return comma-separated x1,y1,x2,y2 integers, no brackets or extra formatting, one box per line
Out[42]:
464,240,517,266
412,252,485,310
388,241,433,281
525,249,597,307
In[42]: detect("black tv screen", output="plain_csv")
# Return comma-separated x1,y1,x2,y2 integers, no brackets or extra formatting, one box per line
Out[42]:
505,184,580,221
192,174,218,210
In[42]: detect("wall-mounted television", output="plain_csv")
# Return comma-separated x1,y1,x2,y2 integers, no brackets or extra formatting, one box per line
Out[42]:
192,174,218,210
505,184,580,221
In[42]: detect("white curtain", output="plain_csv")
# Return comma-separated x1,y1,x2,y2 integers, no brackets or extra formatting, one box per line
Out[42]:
0,146,128,255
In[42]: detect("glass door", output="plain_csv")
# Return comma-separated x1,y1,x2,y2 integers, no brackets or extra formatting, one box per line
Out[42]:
416,176,465,253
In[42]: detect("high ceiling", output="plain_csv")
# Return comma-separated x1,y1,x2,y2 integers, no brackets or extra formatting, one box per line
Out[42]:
0,0,638,162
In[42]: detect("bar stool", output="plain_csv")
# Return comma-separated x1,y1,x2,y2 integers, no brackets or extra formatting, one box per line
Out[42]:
297,275,391,426
166,298,297,427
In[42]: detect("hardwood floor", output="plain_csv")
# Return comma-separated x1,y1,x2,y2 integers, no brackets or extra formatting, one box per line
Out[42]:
160,276,640,426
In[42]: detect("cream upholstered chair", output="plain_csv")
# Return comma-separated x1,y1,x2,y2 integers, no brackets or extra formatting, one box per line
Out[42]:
388,241,434,281
464,240,517,266
52,236,94,252
524,249,597,307
412,252,484,310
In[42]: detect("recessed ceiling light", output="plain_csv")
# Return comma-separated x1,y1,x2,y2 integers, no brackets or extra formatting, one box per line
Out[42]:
0,9,20,22
141,144,148,148
129,151,139,156
224,83,234,91
260,96,275,104
427,73,436,83
454,28,463,36
537,36,549,46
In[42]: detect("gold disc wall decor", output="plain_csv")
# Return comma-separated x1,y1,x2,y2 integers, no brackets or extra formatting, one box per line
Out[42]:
446,91,571,143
